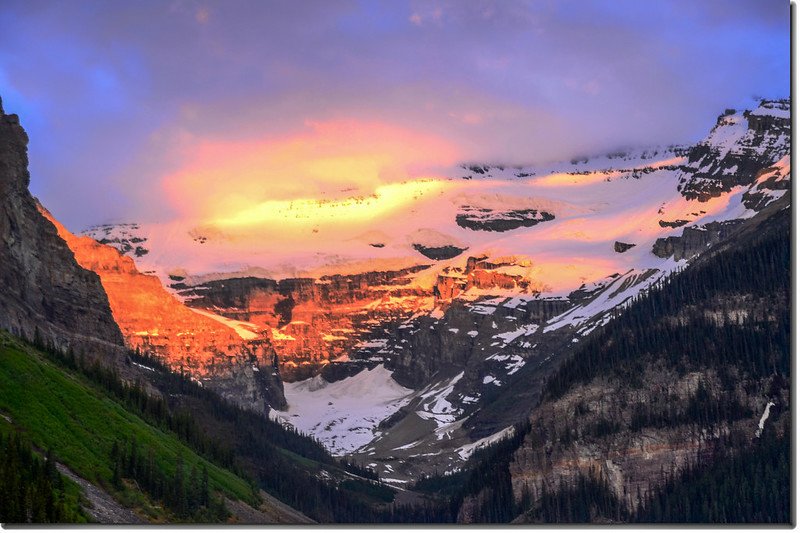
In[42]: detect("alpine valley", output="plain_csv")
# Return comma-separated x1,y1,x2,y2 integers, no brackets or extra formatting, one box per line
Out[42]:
0,94,790,524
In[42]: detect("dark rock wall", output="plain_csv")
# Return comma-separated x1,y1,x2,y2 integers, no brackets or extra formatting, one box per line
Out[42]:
0,97,124,352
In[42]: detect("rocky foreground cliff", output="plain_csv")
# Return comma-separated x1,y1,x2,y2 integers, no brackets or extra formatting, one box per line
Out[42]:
0,98,123,353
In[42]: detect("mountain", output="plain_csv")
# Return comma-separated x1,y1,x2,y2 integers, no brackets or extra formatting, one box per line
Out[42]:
0,98,123,354
508,205,789,523
443,203,789,523
0,94,790,524
38,207,287,412
0,97,429,524
78,99,789,483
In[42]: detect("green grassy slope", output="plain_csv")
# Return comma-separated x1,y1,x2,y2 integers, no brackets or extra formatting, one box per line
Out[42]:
0,332,257,523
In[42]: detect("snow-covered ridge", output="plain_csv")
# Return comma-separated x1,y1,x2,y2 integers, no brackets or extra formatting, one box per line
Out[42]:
747,98,790,119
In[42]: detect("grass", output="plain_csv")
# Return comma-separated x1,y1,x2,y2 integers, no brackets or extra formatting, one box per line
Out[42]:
0,333,258,521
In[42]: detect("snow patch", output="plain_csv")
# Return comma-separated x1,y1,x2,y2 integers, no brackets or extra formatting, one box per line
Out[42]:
755,401,776,438
272,365,413,455
416,372,465,429
455,426,515,460
493,324,539,344
189,308,261,340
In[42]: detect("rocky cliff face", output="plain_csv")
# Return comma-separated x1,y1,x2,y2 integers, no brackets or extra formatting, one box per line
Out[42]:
507,366,788,516
455,206,555,232
175,266,434,381
39,207,286,411
651,220,743,260
174,253,560,386
433,256,542,300
0,97,124,353
386,295,570,391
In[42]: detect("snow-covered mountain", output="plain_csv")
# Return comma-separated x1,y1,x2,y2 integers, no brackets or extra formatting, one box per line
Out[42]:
80,99,790,482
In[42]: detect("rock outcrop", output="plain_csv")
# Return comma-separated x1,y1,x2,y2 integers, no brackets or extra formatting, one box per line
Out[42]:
613,241,635,253
507,364,788,518
456,206,555,232
386,295,570,391
679,99,789,201
742,158,791,211
434,256,539,300
412,243,467,260
0,97,124,353
40,207,286,411
652,220,743,261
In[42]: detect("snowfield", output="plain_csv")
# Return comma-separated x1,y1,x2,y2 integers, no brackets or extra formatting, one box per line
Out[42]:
271,365,413,456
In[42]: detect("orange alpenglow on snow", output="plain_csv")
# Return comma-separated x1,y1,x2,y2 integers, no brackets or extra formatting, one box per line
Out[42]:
37,204,259,372
211,179,450,229
161,120,460,227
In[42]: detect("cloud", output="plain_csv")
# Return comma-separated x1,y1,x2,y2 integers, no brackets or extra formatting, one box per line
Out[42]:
0,0,789,229
195,7,210,24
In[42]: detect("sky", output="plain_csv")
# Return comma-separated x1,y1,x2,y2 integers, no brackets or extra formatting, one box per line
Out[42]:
0,0,790,230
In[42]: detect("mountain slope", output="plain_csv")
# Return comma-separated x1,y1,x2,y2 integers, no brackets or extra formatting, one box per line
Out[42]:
0,327,419,523
75,99,790,484
342,100,790,481
434,205,790,523
510,209,791,522
0,425,90,523
0,332,292,523
39,206,287,412
0,97,410,524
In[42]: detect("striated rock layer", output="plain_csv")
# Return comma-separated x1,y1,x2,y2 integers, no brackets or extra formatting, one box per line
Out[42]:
175,267,435,381
174,255,551,383
507,360,789,518
0,97,124,353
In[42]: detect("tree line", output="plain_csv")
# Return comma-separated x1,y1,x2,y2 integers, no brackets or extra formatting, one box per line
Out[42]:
109,436,228,521
543,212,789,402
0,429,85,523
28,331,391,522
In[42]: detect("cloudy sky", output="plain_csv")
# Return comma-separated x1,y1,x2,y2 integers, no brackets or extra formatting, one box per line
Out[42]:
0,0,790,230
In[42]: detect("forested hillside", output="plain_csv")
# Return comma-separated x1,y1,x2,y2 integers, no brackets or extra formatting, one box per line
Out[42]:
0,428,87,523
411,206,791,524
512,207,791,524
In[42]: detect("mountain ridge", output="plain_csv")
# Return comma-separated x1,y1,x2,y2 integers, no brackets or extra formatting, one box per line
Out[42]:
62,98,791,484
